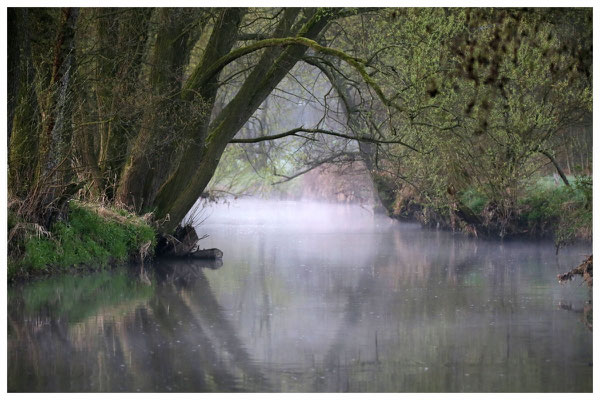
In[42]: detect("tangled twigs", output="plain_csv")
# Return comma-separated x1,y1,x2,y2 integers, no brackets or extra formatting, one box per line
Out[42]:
558,255,593,286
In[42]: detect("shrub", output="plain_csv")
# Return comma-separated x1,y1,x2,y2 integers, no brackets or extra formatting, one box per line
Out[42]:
459,188,488,215
518,175,592,247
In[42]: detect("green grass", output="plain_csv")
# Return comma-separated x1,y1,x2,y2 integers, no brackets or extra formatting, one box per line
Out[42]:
518,175,592,246
9,201,156,279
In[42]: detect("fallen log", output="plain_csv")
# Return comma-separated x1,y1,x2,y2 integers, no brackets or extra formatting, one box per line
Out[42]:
189,248,223,260
558,255,592,286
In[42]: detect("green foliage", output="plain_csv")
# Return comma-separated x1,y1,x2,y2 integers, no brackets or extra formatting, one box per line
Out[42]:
459,188,488,215
518,176,592,245
14,201,156,277
23,237,59,271
352,8,592,242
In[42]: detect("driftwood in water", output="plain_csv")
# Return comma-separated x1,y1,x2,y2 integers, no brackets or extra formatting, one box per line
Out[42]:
173,225,200,254
188,248,223,259
558,255,593,286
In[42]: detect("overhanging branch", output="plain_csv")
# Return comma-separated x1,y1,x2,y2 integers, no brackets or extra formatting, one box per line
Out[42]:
229,126,420,151
184,36,404,115
271,151,359,185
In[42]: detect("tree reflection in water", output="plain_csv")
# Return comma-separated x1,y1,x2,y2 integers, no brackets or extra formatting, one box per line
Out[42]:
7,217,593,392
8,260,269,392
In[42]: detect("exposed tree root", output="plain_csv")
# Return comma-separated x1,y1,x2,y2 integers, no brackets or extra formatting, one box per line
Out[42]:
156,224,223,259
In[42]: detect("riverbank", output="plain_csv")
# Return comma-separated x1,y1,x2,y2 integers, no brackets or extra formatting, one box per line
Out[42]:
7,201,156,281
380,175,592,250
7,175,591,282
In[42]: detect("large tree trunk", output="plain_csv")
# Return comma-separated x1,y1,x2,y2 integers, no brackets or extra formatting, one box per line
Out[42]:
10,7,81,227
37,8,79,181
7,8,22,147
153,9,335,232
98,8,153,193
71,8,154,199
115,8,218,212
8,9,41,197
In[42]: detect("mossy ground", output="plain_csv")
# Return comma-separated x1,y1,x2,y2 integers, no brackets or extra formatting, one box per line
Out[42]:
8,201,156,280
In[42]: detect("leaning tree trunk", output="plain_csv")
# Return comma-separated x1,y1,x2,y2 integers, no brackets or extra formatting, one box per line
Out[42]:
539,149,570,186
153,9,334,232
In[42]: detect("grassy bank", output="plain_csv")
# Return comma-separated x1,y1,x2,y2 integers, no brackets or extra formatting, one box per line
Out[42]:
8,201,156,281
388,175,592,248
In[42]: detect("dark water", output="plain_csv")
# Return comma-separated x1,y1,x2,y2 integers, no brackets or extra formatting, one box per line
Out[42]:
8,200,592,392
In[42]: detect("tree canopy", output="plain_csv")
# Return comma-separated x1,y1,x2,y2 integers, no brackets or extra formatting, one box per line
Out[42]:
7,7,592,238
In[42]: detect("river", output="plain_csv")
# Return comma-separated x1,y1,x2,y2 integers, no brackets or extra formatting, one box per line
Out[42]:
7,200,592,392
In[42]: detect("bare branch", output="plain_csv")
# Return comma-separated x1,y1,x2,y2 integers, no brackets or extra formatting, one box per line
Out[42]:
229,126,420,151
272,152,359,185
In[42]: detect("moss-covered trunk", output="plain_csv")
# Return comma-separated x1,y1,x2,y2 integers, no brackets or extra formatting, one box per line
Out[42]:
37,8,79,179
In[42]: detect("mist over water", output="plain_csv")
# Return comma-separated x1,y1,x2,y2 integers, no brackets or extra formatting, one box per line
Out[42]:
8,199,592,392
197,198,396,233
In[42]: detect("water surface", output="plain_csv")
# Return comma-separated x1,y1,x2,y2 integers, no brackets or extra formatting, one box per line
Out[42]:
8,200,592,392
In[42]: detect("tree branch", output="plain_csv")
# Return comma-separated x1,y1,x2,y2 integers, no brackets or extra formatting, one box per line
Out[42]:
272,151,359,185
184,36,404,115
229,126,420,151
538,149,570,186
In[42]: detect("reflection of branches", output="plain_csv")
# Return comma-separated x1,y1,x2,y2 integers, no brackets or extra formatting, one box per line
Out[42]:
557,301,593,332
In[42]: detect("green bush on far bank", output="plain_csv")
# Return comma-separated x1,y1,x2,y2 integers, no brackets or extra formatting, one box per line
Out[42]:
439,175,592,245
518,175,592,247
455,175,592,244
8,201,156,280
459,188,488,215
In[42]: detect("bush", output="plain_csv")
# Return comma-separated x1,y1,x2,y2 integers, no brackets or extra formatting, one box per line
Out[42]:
459,188,488,215
518,175,592,247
